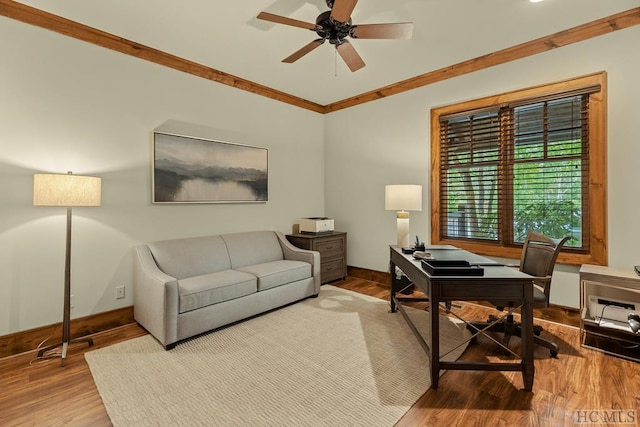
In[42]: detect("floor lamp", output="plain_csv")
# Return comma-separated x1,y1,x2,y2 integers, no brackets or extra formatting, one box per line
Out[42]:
385,185,422,248
33,171,101,366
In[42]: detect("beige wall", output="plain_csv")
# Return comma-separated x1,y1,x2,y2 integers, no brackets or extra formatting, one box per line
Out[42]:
0,18,325,335
324,25,640,308
1,12,639,336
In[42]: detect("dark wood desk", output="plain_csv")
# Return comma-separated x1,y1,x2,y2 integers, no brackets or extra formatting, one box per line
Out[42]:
389,245,536,391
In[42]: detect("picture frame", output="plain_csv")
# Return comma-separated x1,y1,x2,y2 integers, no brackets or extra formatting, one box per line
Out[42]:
152,131,268,203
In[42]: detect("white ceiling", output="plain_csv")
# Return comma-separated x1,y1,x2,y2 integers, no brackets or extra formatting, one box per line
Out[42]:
15,0,640,105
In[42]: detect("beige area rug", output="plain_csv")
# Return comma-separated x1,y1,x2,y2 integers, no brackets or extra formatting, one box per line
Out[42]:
85,285,471,426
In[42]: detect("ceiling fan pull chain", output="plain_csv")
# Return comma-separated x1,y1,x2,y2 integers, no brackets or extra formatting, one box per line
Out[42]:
334,47,338,77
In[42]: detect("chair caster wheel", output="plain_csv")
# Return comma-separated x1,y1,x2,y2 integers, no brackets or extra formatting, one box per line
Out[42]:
534,330,541,336
550,350,558,358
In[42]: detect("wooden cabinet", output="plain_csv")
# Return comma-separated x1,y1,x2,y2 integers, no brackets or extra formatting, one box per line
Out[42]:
286,232,347,284
579,264,640,362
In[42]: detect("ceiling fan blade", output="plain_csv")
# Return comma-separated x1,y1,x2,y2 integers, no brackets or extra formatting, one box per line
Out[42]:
351,22,414,39
257,11,316,30
336,41,365,72
282,39,325,63
330,0,359,23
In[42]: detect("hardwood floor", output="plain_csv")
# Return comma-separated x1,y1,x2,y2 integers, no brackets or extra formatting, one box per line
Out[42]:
0,324,147,426
1,277,639,426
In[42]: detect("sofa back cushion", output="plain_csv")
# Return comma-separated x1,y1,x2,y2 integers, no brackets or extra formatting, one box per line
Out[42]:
221,231,284,269
147,235,231,279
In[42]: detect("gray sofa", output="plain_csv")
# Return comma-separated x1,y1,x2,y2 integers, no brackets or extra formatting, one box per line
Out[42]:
133,230,320,349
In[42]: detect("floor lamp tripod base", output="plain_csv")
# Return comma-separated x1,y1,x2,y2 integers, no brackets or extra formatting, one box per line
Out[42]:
36,336,94,366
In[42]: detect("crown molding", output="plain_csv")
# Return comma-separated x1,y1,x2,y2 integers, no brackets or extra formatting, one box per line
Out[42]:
0,0,325,113
1,1,638,114
325,7,640,113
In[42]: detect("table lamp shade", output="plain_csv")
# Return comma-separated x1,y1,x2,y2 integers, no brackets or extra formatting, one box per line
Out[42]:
385,185,422,212
33,173,101,207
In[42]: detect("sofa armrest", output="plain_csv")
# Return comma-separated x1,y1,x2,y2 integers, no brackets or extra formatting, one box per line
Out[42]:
275,231,321,293
133,244,180,348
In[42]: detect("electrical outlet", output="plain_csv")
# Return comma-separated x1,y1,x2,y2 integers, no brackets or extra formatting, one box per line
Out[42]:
70,294,75,309
116,285,125,300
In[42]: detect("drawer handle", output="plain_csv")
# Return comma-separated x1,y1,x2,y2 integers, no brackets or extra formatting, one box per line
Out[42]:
324,245,333,250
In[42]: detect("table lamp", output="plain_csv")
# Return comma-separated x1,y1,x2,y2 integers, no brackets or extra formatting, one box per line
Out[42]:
33,171,101,366
385,185,422,248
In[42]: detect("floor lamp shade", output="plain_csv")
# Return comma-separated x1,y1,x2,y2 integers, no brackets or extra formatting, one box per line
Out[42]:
385,185,422,248
33,173,101,207
33,172,101,366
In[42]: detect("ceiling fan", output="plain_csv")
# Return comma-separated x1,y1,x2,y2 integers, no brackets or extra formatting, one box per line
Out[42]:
257,0,413,72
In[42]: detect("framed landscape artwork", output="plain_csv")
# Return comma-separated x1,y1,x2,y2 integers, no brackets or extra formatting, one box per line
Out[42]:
152,132,268,203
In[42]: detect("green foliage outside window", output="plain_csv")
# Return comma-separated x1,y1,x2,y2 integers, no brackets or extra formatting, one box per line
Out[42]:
443,96,585,248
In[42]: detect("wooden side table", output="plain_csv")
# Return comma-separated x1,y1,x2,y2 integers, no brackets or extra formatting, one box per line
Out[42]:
286,231,347,284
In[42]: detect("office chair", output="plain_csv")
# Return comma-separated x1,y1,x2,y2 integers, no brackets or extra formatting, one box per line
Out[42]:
468,231,569,357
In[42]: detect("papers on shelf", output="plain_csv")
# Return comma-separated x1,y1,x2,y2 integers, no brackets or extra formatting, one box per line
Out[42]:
592,317,633,332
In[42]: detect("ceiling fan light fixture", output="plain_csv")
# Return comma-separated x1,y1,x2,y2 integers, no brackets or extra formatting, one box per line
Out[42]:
315,10,352,44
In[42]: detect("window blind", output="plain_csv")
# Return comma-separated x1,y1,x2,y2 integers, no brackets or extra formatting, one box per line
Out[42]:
439,92,592,249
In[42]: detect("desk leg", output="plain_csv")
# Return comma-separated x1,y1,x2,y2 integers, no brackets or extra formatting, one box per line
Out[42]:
430,283,440,389
521,282,535,391
389,260,398,313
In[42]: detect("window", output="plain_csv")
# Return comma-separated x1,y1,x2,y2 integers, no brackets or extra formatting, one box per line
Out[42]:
431,73,606,265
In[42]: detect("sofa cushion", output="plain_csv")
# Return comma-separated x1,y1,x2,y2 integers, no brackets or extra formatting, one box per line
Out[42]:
221,231,284,269
237,260,311,291
178,270,257,313
148,235,231,280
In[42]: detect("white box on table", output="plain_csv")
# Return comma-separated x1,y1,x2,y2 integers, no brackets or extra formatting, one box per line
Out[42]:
299,217,334,233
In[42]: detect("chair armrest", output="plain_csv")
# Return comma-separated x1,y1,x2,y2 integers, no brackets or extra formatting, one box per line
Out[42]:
275,231,321,293
528,274,552,282
133,245,180,347
529,274,553,293
504,265,551,289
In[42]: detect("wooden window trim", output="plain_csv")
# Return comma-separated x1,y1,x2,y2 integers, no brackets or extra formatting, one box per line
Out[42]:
430,72,607,266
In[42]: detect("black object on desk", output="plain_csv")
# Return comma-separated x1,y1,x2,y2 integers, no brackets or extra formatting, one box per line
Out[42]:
421,259,484,276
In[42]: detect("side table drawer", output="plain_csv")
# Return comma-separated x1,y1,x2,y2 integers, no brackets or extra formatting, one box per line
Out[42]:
315,237,344,258
322,258,345,283
286,231,347,285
